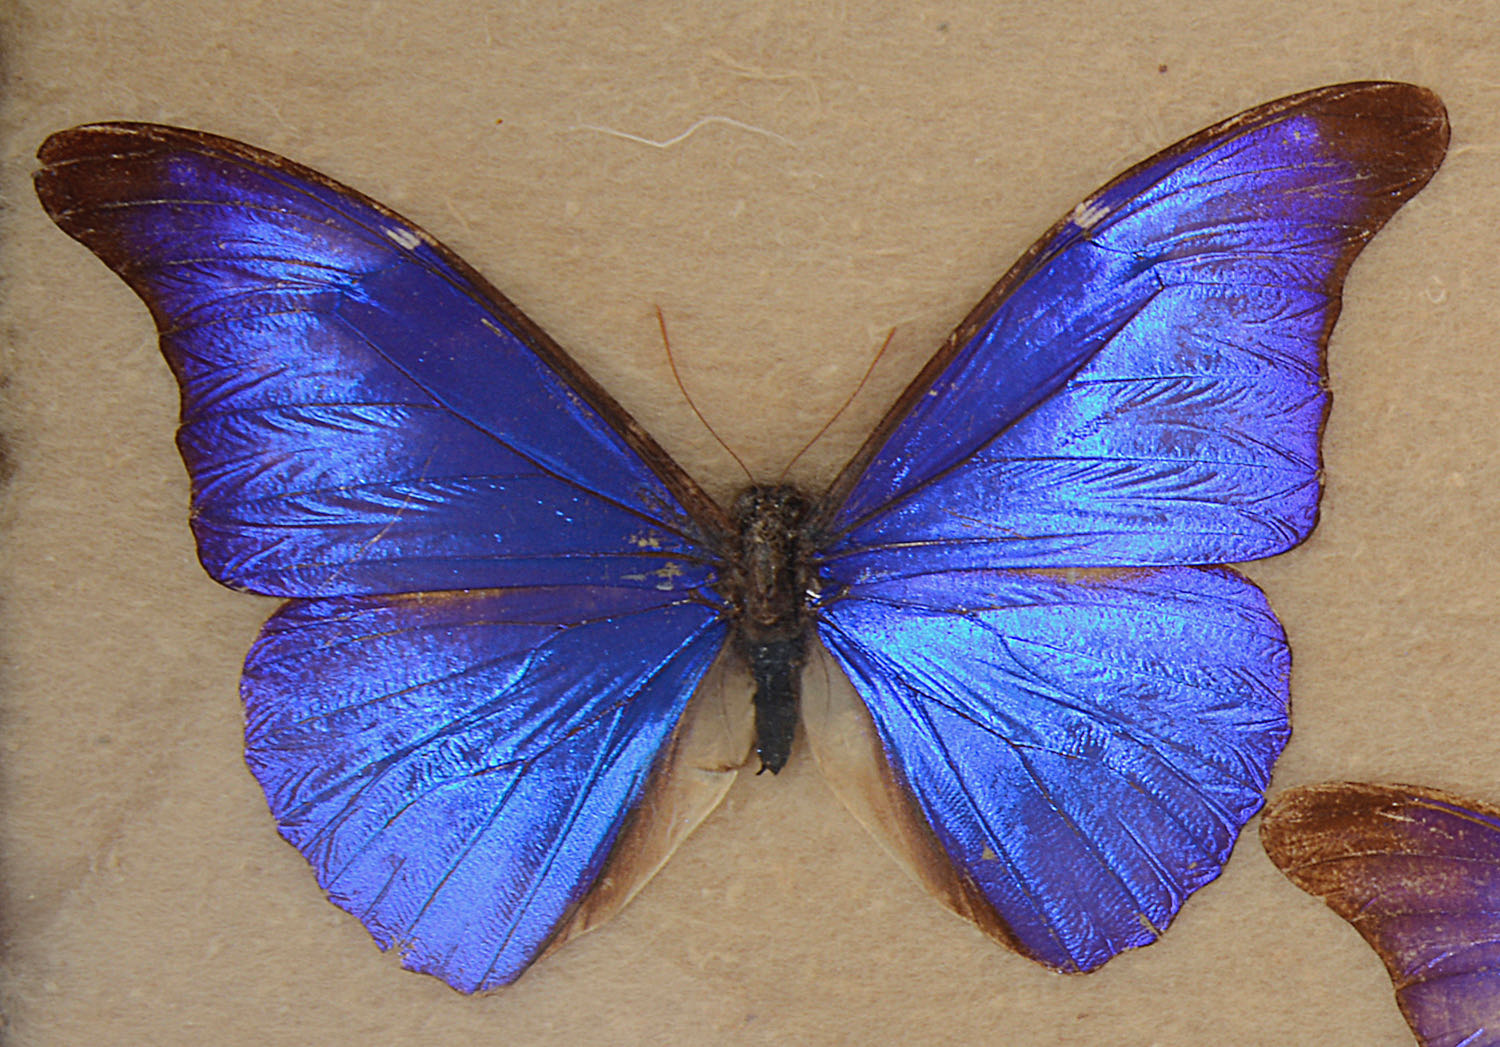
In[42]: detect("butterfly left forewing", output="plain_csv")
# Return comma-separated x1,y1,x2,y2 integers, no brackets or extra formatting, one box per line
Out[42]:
35,123,729,598
807,82,1447,972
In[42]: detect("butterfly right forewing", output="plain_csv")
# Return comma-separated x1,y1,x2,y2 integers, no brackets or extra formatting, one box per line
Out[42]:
818,82,1448,570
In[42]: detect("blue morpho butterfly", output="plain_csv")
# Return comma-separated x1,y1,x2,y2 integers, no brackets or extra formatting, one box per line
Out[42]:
34,81,1446,993
1263,783,1500,1047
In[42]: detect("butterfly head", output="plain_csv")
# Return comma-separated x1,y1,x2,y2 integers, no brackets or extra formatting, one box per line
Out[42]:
725,485,812,632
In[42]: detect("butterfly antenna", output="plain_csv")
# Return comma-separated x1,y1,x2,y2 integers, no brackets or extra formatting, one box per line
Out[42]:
777,327,897,484
656,306,756,485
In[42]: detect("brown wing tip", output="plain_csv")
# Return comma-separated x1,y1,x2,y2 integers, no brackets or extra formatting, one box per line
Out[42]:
35,123,230,230
1262,780,1374,856
36,123,109,166
40,122,233,162
1306,81,1449,192
38,123,190,185
1260,782,1399,922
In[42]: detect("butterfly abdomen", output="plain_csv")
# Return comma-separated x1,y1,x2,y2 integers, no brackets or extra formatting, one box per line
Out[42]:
726,486,814,773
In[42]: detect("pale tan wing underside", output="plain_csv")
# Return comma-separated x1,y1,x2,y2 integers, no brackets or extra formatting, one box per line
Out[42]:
799,641,1019,952
547,649,756,954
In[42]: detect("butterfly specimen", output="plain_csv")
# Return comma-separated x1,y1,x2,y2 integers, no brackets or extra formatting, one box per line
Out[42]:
34,82,1446,993
1263,783,1500,1047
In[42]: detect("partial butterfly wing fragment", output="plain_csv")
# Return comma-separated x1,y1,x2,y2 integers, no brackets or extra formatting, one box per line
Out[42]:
810,82,1447,971
1263,783,1500,1047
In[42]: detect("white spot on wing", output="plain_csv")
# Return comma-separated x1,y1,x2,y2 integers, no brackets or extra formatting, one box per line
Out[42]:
653,561,685,590
385,226,423,250
1069,198,1111,232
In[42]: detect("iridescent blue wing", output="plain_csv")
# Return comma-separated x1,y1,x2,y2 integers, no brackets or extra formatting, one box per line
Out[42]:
814,565,1288,971
807,83,1446,971
1263,783,1500,1047
34,123,728,597
817,81,1447,578
245,587,727,991
34,125,742,990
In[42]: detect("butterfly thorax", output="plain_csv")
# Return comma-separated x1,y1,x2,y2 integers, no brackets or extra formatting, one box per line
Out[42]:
725,485,813,774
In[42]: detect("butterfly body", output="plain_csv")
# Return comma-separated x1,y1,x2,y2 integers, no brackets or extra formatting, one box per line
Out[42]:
726,484,815,773
34,82,1447,991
